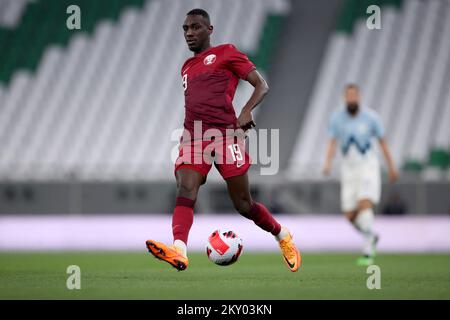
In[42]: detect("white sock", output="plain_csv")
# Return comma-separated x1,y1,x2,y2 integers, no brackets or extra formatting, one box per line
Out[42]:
275,226,290,242
352,208,376,256
173,240,187,257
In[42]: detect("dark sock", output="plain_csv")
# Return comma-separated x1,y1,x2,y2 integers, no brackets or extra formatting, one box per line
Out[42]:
245,202,281,236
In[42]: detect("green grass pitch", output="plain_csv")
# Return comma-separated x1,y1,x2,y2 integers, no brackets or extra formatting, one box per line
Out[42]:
1,252,449,299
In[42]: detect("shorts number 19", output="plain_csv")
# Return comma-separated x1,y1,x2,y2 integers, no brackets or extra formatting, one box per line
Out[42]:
228,144,243,162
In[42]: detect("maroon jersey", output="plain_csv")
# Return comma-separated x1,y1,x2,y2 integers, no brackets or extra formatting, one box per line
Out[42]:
181,44,256,138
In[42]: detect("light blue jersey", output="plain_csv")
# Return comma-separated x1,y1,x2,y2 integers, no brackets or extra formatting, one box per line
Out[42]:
329,107,384,166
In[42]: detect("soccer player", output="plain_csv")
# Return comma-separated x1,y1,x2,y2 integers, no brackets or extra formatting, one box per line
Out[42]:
322,84,398,266
146,9,301,272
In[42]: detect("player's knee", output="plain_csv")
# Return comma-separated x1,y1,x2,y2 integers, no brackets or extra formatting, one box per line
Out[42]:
345,211,357,222
177,180,199,199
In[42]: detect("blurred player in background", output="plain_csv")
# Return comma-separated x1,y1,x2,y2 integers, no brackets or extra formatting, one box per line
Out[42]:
146,9,301,272
323,84,398,266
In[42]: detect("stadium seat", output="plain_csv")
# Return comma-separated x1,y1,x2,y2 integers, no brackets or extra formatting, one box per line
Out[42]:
0,0,29,28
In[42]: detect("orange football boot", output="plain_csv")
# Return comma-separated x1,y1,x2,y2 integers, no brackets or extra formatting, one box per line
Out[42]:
146,240,189,271
278,233,302,272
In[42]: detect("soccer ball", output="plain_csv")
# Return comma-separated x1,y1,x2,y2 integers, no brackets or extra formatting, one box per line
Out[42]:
206,230,243,266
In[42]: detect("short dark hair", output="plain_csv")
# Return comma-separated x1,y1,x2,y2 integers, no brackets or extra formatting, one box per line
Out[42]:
186,8,210,25
345,83,359,91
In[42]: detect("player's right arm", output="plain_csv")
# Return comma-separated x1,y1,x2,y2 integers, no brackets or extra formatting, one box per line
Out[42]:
323,112,339,175
323,138,337,176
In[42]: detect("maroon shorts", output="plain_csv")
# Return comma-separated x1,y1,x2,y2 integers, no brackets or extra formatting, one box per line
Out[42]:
174,135,251,180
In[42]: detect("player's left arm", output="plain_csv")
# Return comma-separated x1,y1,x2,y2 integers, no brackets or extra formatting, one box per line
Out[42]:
237,70,269,130
371,112,398,183
378,138,399,183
